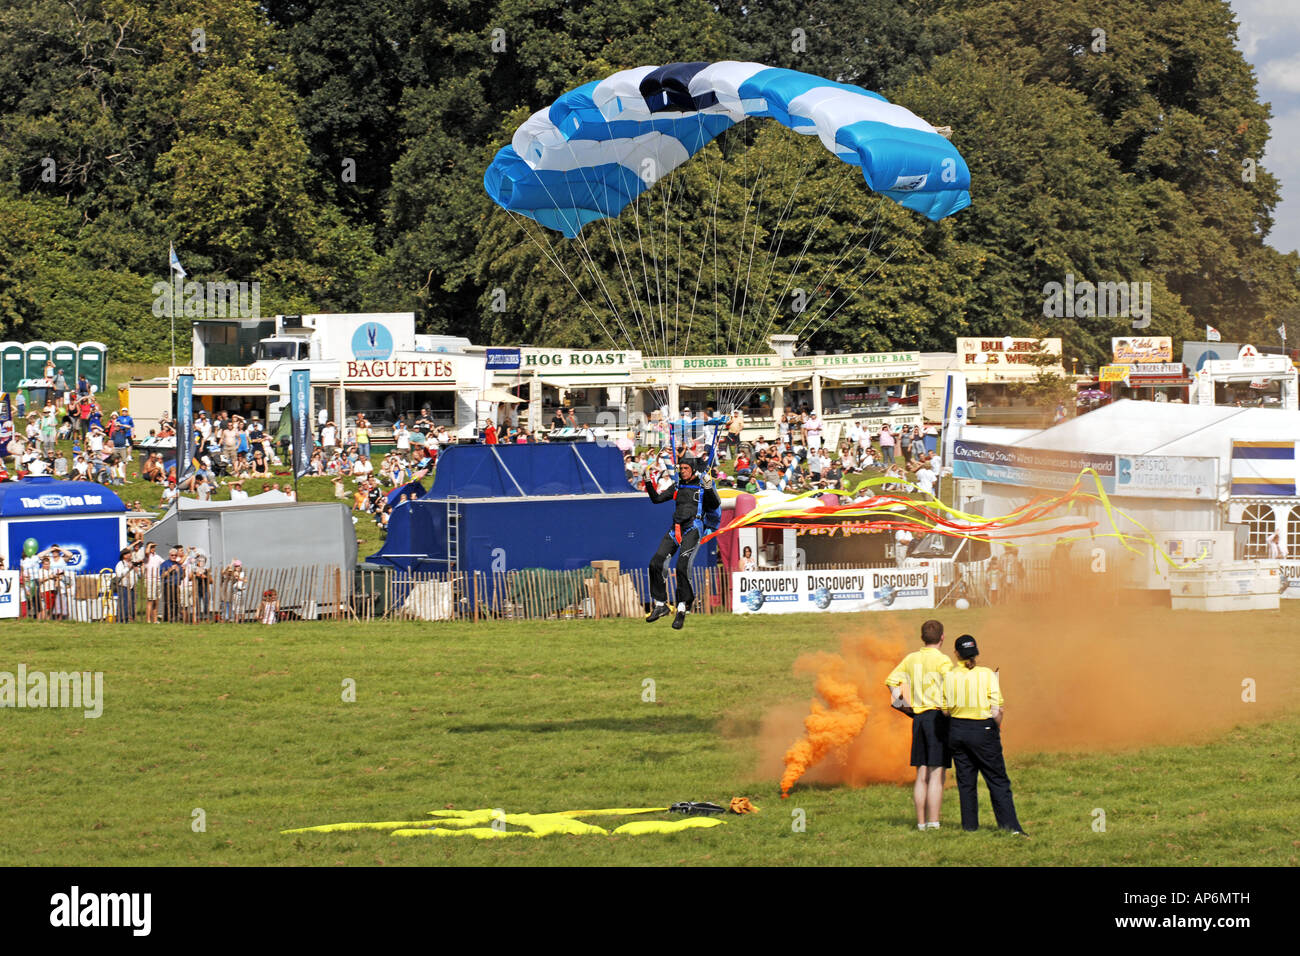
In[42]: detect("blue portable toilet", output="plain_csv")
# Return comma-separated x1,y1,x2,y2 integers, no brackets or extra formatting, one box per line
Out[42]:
0,477,127,574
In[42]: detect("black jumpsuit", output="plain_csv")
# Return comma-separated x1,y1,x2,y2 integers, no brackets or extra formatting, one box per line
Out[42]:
647,478,720,609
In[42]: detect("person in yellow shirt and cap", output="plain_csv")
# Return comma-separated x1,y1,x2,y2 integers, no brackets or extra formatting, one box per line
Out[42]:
885,619,953,830
942,634,1026,836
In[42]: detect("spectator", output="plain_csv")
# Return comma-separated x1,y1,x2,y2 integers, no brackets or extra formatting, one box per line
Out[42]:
38,555,58,620
355,415,371,461
879,424,895,463
915,459,938,498
190,555,213,622
895,528,914,567
250,449,270,478
221,560,246,622
803,411,823,451
114,407,135,461
259,588,279,625
159,547,184,622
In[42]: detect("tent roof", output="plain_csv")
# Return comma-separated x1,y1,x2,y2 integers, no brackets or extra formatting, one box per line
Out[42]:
426,443,633,498
159,490,323,520
962,401,1300,495
988,400,1300,458
0,476,125,516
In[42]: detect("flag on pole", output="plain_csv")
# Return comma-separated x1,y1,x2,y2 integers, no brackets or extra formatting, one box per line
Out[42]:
1206,325,1221,342
169,243,187,278
1279,324,1287,340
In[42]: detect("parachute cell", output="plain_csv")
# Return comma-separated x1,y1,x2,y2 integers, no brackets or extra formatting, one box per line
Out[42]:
484,61,971,237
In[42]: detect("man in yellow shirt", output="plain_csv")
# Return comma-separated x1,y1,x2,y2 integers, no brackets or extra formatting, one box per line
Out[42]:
885,619,953,830
942,634,1026,836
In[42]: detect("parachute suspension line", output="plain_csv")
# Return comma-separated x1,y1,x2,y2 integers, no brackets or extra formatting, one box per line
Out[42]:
642,174,668,360
559,111,658,368
600,212,656,367
508,213,624,354
733,150,774,364
764,170,853,341
657,161,684,359
514,150,642,355
735,130,801,356
746,135,838,363
726,146,763,357
788,194,888,342
796,243,901,346
684,131,729,358
629,191,663,363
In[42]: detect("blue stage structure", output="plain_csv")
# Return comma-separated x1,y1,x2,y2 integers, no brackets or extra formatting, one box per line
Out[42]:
366,443,716,609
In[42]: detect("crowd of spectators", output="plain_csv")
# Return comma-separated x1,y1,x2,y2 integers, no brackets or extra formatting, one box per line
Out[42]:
625,407,944,500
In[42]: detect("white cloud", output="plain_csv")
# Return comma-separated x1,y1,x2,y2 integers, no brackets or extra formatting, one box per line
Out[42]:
1260,52,1300,94
1231,0,1300,253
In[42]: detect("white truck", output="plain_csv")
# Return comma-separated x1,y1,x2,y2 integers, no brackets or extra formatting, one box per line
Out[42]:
250,314,478,437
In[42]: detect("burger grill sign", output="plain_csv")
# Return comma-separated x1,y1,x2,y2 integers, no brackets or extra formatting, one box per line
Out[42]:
732,568,934,614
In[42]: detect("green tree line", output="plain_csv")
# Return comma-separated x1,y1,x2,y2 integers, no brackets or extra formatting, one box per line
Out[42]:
0,0,1294,367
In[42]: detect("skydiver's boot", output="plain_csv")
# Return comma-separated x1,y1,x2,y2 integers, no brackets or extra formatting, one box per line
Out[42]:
645,601,670,624
672,603,687,630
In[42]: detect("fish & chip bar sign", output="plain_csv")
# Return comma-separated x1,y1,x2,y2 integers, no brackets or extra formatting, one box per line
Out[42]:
633,351,920,386
732,568,935,614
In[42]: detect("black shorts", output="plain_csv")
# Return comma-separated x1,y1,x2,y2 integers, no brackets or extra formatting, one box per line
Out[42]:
910,709,951,768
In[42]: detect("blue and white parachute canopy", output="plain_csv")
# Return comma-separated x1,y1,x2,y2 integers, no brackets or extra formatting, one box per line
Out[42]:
484,61,971,237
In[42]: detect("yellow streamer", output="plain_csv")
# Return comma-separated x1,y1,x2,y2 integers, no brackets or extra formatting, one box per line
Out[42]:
612,818,725,835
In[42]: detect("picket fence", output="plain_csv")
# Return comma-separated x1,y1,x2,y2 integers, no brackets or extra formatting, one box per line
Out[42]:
14,555,1121,625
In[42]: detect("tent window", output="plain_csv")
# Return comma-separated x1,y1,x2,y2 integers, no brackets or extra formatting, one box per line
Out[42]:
1242,504,1273,558
1288,509,1300,560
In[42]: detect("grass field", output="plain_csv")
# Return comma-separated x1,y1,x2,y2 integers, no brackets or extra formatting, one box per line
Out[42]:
1,605,1297,866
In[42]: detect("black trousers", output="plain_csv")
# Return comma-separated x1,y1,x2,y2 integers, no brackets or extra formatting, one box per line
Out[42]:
948,717,1022,832
649,526,702,608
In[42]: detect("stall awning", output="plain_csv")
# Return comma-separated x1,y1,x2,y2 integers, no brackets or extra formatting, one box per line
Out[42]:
192,383,275,396
819,370,925,384
345,382,460,392
1127,376,1192,387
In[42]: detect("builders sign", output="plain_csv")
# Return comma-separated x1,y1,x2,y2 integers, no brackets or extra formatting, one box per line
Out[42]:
732,568,934,614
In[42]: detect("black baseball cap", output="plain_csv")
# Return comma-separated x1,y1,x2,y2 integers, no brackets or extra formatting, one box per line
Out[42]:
955,634,979,659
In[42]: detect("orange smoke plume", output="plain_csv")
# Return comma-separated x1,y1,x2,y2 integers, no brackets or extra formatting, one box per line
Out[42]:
775,631,914,797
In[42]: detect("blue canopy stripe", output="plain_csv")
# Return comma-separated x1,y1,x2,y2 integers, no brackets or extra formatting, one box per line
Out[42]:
485,60,970,237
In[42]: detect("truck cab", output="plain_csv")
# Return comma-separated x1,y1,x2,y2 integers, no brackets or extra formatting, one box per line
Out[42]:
902,531,992,598
255,337,313,362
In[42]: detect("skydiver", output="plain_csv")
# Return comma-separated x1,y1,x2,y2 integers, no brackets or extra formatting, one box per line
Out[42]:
645,457,720,630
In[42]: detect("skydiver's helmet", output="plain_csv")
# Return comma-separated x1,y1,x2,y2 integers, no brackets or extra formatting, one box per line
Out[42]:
678,457,703,481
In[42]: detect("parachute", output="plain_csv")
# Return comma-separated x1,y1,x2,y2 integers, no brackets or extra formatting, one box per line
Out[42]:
484,61,971,237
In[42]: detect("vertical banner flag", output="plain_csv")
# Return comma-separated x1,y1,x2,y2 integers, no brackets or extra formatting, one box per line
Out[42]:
1206,325,1221,342
168,242,187,278
941,371,968,467
176,373,195,483
291,368,312,479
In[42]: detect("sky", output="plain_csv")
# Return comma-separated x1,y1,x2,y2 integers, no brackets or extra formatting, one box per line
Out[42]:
1231,0,1300,254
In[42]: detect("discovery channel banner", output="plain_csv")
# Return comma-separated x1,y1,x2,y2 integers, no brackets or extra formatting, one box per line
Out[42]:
732,568,935,615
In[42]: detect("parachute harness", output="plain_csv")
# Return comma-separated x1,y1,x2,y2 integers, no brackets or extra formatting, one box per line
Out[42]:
667,417,724,539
